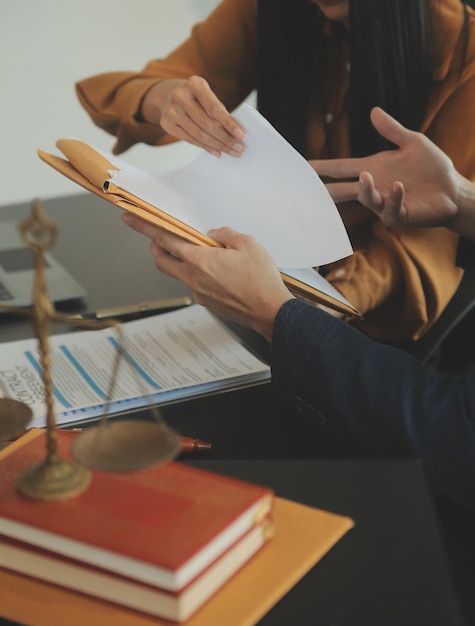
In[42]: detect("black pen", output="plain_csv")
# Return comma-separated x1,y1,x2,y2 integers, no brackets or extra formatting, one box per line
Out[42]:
73,296,193,321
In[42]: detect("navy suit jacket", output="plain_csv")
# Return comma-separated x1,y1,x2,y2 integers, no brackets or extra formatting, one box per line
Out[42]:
270,299,475,511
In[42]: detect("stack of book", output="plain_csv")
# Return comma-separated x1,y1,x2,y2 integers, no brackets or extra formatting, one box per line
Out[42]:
0,429,354,625
0,428,274,622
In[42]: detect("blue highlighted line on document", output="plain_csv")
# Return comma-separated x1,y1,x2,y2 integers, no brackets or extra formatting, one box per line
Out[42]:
24,351,73,409
108,336,162,390
59,346,108,399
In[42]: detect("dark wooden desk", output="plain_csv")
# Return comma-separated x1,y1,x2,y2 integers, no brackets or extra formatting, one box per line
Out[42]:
0,194,468,625
0,460,463,626
185,459,464,626
0,459,465,626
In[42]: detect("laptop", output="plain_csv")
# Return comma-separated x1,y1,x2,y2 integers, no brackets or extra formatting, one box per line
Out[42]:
0,221,86,311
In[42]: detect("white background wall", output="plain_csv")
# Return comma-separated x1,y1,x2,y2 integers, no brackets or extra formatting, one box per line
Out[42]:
0,0,227,208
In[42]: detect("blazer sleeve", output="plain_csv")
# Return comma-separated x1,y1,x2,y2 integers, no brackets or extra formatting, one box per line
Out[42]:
270,298,475,511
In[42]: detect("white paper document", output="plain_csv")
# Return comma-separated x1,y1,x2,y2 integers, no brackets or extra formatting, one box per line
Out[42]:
102,104,353,269
0,305,270,428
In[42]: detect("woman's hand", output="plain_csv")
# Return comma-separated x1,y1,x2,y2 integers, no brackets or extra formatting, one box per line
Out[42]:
140,77,246,158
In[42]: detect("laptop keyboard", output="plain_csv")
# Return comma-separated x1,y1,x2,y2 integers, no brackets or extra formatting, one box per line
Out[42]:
0,281,14,301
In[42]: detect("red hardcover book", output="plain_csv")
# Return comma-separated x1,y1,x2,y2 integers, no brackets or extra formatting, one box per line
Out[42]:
0,518,273,622
0,495,355,626
0,429,274,594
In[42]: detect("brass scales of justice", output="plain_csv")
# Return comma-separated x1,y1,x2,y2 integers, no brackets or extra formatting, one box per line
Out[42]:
0,199,182,501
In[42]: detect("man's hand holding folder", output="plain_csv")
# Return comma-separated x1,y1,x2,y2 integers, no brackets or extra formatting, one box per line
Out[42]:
37,104,360,318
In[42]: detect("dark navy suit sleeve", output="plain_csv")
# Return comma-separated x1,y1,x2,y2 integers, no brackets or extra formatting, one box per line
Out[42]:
270,298,475,511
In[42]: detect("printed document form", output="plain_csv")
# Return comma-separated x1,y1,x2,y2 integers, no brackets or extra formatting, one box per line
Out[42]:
0,305,270,428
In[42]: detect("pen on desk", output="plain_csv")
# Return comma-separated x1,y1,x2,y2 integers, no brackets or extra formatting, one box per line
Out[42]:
179,437,213,452
1,429,212,453
73,296,193,321
69,429,212,453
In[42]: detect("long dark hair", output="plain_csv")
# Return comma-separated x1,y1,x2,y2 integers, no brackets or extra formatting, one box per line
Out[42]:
257,0,471,158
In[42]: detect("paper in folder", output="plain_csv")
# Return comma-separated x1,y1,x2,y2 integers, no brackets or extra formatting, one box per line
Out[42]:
37,103,360,318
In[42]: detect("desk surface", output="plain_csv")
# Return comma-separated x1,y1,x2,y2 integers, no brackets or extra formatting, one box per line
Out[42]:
186,459,464,626
0,194,467,625
0,458,465,626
